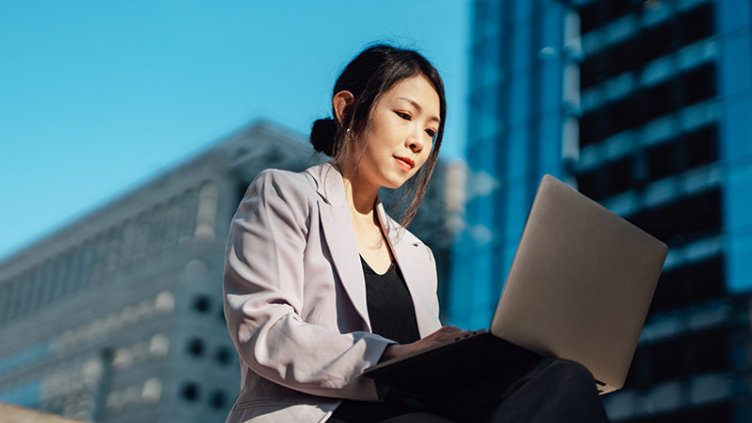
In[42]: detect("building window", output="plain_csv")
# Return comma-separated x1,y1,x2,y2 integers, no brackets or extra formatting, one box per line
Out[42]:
192,295,211,314
209,389,227,410
77,241,93,290
164,200,182,249
681,3,715,46
632,325,731,388
627,188,722,246
149,205,167,256
180,382,200,402
196,182,219,242
142,378,162,404
576,155,634,201
187,338,205,357
651,255,725,313
52,253,69,300
215,346,232,366
105,226,122,275
0,280,13,323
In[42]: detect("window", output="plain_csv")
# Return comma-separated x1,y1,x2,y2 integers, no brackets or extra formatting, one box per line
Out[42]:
646,124,719,183
180,382,200,402
607,94,641,136
691,327,731,374
576,156,634,201
646,140,678,183
187,338,205,358
606,39,639,78
579,108,607,147
149,205,167,256
627,188,722,246
209,390,227,410
192,295,211,314
683,125,718,169
640,21,675,66
681,63,716,106
681,3,715,46
631,325,731,387
0,281,12,323
643,80,678,124
580,50,606,90
215,346,232,366
651,255,725,312
577,0,635,35
105,226,122,275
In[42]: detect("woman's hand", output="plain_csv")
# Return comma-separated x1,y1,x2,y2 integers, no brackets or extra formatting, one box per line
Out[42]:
380,326,471,362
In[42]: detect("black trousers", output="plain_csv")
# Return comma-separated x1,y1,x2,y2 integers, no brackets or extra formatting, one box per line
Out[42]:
328,357,610,423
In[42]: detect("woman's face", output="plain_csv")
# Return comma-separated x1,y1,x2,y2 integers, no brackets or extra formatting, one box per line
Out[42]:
345,74,441,190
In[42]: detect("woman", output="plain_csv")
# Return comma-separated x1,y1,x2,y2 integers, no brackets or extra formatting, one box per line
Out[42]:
223,44,609,423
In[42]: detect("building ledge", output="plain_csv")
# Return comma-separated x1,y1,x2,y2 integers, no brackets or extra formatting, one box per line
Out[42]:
0,403,85,423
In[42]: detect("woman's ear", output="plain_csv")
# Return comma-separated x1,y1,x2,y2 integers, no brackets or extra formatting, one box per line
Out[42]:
332,90,355,127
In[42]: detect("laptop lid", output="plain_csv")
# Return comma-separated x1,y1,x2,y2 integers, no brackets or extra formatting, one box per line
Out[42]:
491,175,667,394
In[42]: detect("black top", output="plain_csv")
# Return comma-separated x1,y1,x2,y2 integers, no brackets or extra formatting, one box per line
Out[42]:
361,256,421,345
330,258,424,423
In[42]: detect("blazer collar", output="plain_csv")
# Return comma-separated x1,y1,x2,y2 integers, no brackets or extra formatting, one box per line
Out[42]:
305,162,348,208
305,163,435,337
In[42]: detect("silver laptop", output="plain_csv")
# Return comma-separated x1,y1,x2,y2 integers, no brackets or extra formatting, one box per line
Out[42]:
364,174,667,395
489,174,667,394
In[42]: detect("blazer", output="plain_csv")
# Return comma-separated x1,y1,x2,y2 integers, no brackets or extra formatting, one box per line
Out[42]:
223,163,443,423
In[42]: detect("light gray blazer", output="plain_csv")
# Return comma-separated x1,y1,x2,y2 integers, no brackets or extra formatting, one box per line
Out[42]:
223,163,443,423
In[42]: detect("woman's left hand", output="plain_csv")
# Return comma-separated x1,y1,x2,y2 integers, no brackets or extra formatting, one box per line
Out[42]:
379,326,471,362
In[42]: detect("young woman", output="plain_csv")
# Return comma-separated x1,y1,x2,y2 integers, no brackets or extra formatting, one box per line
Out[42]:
223,44,609,423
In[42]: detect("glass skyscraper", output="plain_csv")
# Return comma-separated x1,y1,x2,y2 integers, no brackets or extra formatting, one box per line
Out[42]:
448,0,575,328
450,0,752,421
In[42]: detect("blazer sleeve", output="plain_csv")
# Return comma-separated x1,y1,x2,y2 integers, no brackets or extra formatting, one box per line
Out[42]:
222,169,392,401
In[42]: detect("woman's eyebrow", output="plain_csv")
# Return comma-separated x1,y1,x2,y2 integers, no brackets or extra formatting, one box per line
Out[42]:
396,97,441,124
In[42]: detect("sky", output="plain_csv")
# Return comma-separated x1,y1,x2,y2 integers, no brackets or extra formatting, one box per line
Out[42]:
0,1,469,261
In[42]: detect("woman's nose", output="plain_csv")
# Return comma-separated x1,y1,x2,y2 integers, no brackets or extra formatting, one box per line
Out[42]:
407,132,425,153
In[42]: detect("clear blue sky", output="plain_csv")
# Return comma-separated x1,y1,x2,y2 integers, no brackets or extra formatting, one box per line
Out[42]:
0,1,469,261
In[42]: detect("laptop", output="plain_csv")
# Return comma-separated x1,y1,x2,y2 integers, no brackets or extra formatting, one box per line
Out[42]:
364,174,668,395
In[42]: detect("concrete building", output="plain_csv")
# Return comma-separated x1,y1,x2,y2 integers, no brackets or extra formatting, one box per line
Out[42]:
0,122,313,422
450,0,752,421
0,120,459,422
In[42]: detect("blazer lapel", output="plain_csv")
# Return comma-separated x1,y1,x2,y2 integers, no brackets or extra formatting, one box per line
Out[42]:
375,202,437,338
306,164,372,332
306,163,437,338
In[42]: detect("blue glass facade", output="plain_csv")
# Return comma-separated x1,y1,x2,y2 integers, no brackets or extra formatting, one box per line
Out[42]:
718,0,752,293
448,0,570,329
452,0,752,421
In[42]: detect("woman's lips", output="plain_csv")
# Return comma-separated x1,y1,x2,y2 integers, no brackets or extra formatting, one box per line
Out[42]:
394,156,415,171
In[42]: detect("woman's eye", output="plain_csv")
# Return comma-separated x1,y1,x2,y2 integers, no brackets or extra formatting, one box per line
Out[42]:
396,111,411,120
425,129,436,138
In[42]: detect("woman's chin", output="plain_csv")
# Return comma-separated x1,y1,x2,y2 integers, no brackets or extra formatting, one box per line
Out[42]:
383,182,405,190
380,173,412,190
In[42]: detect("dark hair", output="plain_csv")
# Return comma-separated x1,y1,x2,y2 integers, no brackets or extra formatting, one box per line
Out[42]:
310,43,447,228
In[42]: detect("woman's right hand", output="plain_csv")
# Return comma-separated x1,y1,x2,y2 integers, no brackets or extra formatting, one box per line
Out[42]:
380,326,471,362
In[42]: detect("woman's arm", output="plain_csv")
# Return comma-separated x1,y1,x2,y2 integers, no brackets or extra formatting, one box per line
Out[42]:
223,170,392,401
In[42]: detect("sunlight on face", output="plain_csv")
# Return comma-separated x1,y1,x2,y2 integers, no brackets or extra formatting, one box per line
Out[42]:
347,74,441,190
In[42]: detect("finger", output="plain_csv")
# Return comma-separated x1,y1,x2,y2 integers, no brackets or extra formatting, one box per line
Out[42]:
437,326,464,333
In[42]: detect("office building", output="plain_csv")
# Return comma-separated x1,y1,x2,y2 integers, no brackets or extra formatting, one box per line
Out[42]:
0,120,458,422
0,122,313,422
451,0,752,421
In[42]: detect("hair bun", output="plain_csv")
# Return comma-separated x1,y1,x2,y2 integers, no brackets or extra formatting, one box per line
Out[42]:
310,118,338,156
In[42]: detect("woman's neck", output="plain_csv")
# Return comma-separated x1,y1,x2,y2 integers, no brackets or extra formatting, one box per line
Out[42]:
342,173,379,218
